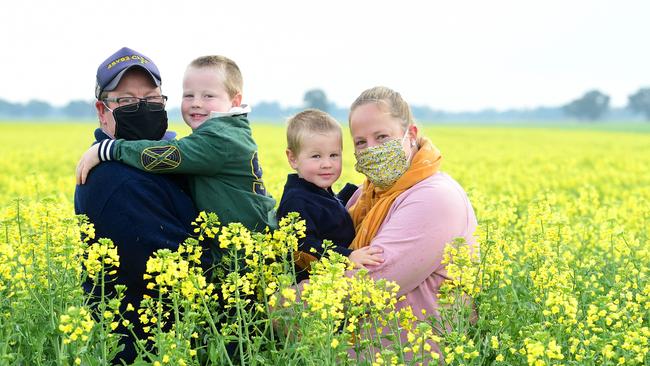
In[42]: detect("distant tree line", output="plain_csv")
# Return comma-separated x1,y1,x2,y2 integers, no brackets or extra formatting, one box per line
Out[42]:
2,87,650,122
298,87,650,122
0,99,97,119
559,87,650,121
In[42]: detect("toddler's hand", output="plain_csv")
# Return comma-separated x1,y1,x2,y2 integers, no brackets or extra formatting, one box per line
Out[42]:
349,246,384,269
76,144,101,185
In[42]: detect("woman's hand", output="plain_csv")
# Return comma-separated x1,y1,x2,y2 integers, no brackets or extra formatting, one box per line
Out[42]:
76,144,101,185
349,246,384,269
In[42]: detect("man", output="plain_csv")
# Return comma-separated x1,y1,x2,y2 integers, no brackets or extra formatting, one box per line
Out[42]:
74,47,198,362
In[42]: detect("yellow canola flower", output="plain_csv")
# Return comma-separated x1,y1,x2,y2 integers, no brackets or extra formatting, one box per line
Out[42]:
58,306,94,345
3,125,650,365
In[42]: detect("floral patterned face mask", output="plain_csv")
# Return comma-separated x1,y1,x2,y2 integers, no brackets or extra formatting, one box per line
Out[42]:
354,130,412,189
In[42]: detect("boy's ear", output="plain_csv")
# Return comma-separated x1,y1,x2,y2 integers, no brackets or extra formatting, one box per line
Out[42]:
232,93,242,107
286,148,298,170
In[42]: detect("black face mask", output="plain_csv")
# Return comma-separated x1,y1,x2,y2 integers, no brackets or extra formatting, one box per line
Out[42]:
113,102,168,140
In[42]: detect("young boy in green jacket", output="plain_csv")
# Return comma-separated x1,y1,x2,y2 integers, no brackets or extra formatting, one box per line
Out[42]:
77,55,277,233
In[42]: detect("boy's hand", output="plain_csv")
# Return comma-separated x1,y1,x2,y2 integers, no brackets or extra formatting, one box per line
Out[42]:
76,144,101,185
349,246,384,269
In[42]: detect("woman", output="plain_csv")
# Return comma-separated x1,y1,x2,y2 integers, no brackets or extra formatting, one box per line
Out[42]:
346,86,478,343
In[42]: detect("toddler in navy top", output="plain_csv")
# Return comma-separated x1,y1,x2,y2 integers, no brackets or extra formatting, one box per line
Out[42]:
277,109,383,282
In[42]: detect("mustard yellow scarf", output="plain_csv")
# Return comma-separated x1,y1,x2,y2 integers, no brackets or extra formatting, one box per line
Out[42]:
348,137,442,249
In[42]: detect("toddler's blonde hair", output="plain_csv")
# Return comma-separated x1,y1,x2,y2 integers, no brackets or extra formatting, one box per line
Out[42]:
287,109,342,154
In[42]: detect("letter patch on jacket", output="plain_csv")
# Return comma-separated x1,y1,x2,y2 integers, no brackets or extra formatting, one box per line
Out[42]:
250,151,268,196
140,146,181,171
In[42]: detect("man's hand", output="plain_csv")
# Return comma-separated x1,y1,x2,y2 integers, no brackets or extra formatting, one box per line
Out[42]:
76,144,101,185
349,246,384,269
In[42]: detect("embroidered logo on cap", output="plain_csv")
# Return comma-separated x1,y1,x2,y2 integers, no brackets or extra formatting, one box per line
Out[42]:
106,55,150,70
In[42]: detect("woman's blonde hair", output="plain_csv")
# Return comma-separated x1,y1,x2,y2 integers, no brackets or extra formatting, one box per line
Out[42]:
349,86,414,131
287,109,341,154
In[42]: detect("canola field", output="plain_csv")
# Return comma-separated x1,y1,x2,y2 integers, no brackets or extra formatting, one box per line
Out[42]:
0,122,648,365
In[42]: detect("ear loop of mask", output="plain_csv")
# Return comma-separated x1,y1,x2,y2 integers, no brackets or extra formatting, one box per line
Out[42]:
402,127,415,161
100,102,116,139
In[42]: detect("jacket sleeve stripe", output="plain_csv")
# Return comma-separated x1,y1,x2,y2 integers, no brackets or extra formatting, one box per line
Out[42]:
98,139,114,162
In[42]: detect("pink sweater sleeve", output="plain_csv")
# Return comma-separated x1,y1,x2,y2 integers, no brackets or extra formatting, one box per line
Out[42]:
348,174,476,296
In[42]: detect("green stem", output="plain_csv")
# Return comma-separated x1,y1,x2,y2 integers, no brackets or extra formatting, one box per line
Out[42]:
100,264,107,363
232,248,247,365
390,310,405,362
15,199,23,245
198,293,234,366
257,255,275,346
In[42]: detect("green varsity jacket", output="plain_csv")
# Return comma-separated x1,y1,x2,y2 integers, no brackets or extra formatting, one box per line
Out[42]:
98,114,277,232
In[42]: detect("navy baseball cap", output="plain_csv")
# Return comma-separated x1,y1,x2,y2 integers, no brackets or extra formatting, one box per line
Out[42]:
95,47,161,99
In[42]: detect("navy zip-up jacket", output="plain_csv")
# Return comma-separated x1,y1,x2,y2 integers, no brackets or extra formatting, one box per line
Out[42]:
277,174,356,281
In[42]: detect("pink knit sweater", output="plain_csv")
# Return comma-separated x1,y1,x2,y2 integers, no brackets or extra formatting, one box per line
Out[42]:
346,171,477,326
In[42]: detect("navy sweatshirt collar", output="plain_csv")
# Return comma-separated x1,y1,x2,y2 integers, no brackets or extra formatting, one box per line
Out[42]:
285,173,337,199
94,128,111,142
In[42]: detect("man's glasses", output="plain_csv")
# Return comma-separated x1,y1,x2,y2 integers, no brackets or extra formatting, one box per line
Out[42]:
102,95,168,112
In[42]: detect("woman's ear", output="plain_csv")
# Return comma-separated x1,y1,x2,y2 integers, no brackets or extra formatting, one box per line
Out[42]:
408,124,419,146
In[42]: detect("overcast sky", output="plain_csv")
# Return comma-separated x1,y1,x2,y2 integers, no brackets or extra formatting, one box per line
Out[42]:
1,0,648,111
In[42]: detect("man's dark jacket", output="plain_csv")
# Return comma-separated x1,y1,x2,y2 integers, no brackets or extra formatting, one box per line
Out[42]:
74,129,198,362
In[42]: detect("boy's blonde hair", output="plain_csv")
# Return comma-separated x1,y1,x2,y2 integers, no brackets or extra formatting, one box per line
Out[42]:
287,109,342,154
189,55,243,98
349,86,414,132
